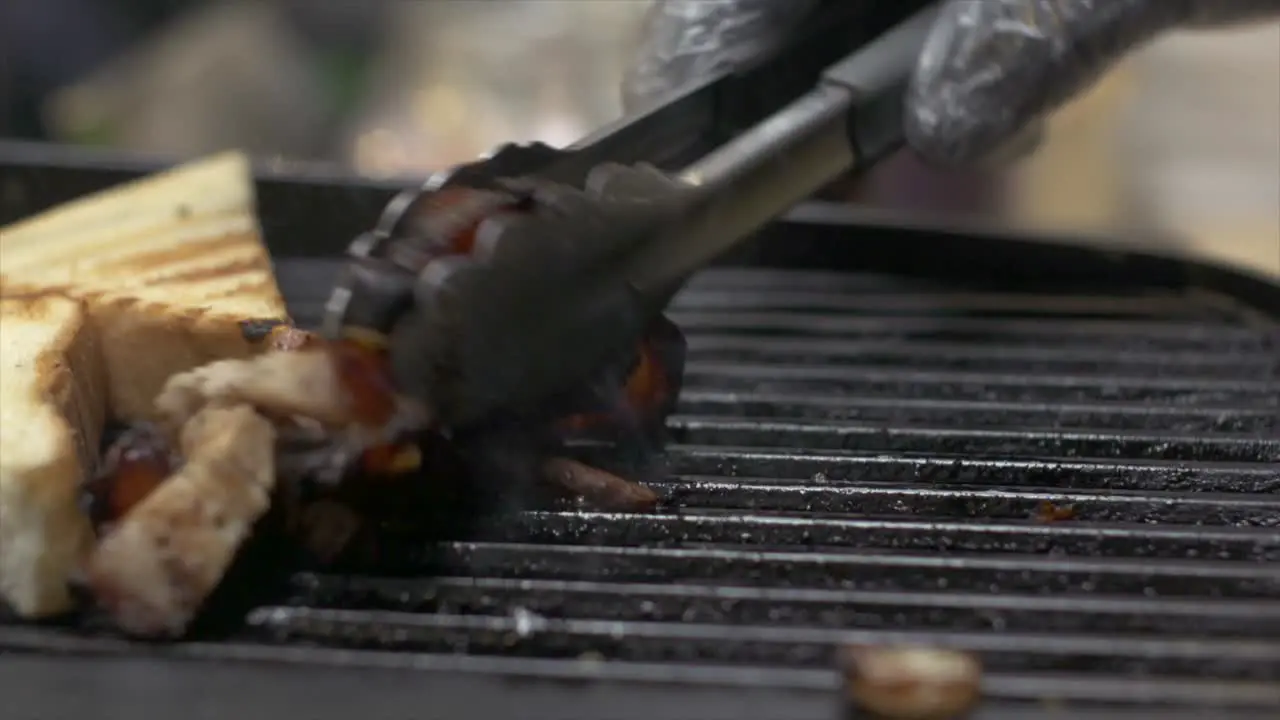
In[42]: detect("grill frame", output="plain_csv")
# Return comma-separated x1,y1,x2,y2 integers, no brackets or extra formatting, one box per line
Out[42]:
1,147,1279,720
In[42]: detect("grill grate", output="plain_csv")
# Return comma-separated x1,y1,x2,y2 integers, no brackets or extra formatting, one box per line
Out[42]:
4,258,1279,719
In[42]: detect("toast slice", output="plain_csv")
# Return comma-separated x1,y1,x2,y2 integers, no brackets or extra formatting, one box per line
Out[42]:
0,151,289,421
0,294,108,617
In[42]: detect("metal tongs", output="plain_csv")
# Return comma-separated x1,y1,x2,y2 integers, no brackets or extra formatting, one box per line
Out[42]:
325,3,941,428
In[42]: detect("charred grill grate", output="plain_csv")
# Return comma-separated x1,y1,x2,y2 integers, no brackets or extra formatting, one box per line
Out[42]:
4,259,1279,719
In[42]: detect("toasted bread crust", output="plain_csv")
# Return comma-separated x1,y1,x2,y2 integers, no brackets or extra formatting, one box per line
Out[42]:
88,296,285,422
0,152,263,286
0,294,108,617
0,152,289,422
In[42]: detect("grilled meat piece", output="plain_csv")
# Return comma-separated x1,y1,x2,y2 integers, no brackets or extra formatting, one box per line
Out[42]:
266,325,320,352
542,457,659,513
85,404,276,638
841,645,983,720
238,319,318,350
154,337,429,487
83,423,180,532
154,340,402,430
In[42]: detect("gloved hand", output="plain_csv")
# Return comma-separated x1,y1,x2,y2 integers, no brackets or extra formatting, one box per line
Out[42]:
623,0,1280,166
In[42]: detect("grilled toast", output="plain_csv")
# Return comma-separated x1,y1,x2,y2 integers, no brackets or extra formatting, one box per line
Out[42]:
0,295,107,617
0,151,290,421
0,152,288,618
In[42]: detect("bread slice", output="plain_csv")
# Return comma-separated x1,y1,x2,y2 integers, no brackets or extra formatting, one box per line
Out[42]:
0,294,108,617
0,151,289,421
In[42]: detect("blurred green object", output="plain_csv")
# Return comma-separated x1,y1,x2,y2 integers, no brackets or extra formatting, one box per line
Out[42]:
65,119,118,148
318,50,374,120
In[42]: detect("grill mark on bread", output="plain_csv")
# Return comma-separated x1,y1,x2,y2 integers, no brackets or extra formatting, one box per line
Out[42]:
150,257,272,286
86,234,253,276
0,281,69,298
0,207,253,276
171,279,279,302
3,237,278,306
83,294,289,328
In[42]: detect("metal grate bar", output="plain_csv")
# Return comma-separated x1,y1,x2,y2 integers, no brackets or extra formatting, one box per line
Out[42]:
676,391,1278,433
667,311,1278,352
284,575,1280,637
665,416,1280,461
682,362,1279,405
487,512,1280,561
669,290,1253,320
436,543,1280,598
684,335,1279,376
679,268,1254,300
240,606,1280,678
646,479,1280,525
3,628,1279,714
650,446,1280,493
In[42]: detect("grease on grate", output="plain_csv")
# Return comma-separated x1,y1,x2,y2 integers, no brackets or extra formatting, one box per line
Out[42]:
1034,501,1077,524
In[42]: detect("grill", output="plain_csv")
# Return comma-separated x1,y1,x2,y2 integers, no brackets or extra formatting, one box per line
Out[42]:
1,151,1278,720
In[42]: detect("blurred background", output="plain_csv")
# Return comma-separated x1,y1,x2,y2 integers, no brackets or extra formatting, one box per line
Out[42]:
0,0,1275,276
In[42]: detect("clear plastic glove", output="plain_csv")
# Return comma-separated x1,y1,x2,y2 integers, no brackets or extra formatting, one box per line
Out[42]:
909,0,1280,164
621,0,822,110
623,0,1280,166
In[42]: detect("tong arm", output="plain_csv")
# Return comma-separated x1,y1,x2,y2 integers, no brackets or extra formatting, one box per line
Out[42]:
625,3,941,295
424,1,936,194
